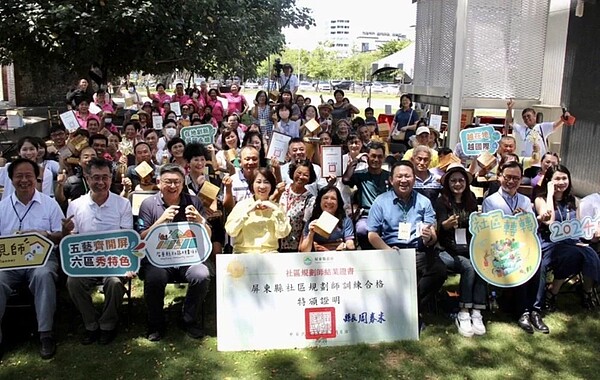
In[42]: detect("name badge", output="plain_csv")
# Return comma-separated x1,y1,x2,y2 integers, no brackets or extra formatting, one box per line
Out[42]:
398,222,411,241
260,119,267,127
455,228,467,245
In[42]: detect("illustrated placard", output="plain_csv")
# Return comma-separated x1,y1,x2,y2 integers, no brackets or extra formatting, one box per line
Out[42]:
469,210,541,287
60,222,212,276
0,233,54,271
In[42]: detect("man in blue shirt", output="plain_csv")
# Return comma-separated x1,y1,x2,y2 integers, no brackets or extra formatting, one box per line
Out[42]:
367,160,447,315
482,161,548,334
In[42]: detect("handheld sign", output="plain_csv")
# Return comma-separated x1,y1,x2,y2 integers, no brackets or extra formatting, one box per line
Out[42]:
180,124,217,145
459,125,502,156
144,222,212,268
267,131,292,163
0,233,54,271
429,114,442,131
170,101,182,116
60,110,81,132
152,114,163,130
60,230,143,277
321,146,343,177
60,222,212,276
217,250,419,351
469,210,541,287
550,216,600,242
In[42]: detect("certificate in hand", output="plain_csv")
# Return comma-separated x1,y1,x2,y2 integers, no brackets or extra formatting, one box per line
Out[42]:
266,131,292,163
321,145,343,177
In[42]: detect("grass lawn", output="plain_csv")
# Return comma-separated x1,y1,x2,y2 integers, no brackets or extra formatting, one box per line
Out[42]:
1,277,599,380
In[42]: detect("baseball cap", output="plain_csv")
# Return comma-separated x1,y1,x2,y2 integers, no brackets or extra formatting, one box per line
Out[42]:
416,126,430,135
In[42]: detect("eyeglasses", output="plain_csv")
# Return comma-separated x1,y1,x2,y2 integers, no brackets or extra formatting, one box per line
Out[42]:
449,178,466,184
162,179,182,186
502,175,522,182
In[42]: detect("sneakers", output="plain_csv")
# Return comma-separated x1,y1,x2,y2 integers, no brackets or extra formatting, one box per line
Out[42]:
471,310,486,336
455,311,474,337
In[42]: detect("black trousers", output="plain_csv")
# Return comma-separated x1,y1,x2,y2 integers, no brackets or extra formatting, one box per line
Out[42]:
141,261,213,332
415,250,448,313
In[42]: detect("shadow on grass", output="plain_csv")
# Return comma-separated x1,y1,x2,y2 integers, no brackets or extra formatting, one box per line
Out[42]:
1,281,599,380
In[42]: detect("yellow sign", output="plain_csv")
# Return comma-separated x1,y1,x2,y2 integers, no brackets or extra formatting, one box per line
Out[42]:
469,211,541,288
0,233,54,271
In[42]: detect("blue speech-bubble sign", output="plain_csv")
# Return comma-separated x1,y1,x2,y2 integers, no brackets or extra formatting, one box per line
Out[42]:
60,230,143,277
459,125,502,156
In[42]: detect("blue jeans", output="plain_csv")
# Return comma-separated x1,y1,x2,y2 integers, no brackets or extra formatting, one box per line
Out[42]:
439,251,487,309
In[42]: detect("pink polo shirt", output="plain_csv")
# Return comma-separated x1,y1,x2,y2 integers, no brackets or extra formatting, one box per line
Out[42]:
223,93,246,116
151,92,171,107
208,99,225,123
171,93,190,104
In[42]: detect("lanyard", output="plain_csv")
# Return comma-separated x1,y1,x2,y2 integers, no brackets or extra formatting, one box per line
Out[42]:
394,197,411,222
11,195,36,231
502,193,518,214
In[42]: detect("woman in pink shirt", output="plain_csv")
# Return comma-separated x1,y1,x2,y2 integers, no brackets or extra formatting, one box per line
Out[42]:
146,83,171,108
75,99,92,128
219,83,249,117
207,88,225,124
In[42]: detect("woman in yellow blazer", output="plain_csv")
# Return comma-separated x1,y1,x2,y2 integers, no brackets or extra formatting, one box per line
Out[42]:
225,168,291,253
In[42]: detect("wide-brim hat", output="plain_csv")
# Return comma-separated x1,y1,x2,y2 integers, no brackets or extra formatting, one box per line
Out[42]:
440,163,473,186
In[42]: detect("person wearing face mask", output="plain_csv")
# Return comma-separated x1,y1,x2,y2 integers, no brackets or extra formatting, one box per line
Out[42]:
118,81,143,111
157,119,179,160
273,104,300,138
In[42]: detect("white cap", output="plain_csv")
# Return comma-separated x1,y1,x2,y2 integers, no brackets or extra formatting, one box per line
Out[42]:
416,126,430,135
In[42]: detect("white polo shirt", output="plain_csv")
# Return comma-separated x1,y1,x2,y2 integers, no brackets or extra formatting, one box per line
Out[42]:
67,192,133,233
0,190,63,235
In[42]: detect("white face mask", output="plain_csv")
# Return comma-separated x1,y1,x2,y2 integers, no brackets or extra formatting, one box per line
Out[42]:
129,87,135,93
165,128,177,138
104,118,112,124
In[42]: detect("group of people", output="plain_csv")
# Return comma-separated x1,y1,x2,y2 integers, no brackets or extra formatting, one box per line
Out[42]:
0,79,598,361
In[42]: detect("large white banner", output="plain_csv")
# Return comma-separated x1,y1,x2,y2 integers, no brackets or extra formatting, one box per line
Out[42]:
216,249,418,351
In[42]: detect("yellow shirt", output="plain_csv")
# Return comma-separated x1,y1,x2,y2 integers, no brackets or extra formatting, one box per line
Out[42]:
225,197,292,254
402,148,439,168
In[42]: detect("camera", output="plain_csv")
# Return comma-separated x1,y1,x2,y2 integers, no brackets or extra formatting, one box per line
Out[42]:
273,58,283,75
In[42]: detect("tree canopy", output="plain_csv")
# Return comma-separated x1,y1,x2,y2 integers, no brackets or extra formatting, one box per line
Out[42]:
0,0,314,82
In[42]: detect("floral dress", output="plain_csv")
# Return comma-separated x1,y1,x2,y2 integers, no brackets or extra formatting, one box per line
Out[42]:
279,186,315,251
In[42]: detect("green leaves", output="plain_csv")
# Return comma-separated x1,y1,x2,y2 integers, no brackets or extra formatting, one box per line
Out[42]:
0,0,314,80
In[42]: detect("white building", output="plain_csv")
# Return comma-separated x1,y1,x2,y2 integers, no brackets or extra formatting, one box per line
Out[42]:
326,19,352,57
324,19,408,57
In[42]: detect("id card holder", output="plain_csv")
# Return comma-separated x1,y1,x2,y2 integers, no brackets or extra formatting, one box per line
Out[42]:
398,222,411,241
455,228,467,245
260,119,267,127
